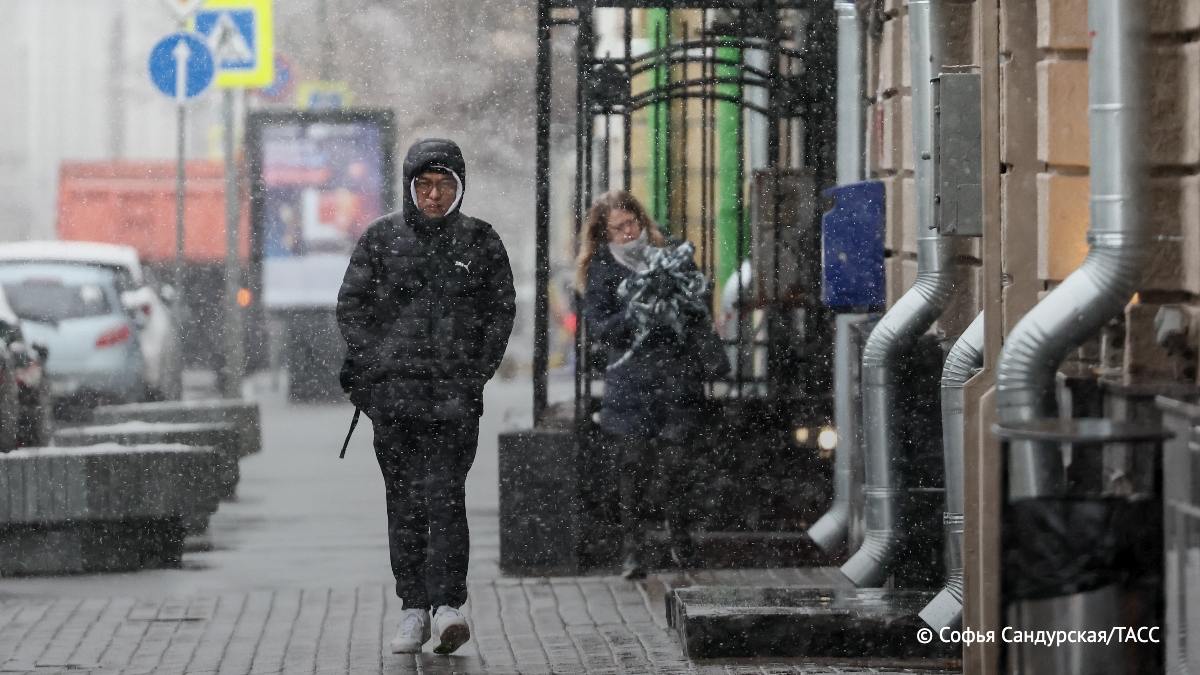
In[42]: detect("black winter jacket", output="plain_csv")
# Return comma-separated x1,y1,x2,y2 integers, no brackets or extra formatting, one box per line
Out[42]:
337,139,515,420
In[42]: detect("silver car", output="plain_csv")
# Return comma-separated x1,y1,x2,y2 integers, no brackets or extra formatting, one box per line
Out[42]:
0,263,145,409
0,241,182,400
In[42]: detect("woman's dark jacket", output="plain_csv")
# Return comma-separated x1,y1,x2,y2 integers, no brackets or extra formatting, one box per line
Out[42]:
337,139,515,421
584,243,710,441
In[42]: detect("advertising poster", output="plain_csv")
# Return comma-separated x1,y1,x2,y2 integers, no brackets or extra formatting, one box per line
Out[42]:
248,110,395,309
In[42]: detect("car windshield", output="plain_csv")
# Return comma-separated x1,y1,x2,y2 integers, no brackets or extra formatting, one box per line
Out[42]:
0,260,137,293
2,278,112,322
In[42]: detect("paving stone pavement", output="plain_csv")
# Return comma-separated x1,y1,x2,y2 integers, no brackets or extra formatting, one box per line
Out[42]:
0,378,961,674
0,577,959,675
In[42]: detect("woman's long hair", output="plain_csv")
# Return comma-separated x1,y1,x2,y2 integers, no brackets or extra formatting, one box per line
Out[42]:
574,190,666,291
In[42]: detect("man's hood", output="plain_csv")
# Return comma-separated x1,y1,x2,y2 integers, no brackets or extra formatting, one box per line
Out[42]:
402,138,467,231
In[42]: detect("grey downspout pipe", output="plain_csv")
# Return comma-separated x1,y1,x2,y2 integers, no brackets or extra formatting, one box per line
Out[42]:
920,311,984,630
995,0,1145,500
809,315,864,552
808,0,865,554
833,0,865,186
841,0,965,587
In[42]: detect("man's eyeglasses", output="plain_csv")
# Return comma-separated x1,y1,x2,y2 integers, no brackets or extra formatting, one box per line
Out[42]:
414,177,457,196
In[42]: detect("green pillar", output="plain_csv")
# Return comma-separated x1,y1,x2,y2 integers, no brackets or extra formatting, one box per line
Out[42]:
646,9,669,225
716,42,745,288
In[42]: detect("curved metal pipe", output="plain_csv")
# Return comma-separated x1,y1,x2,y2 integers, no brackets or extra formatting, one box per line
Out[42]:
809,315,866,553
920,311,984,630
808,0,866,554
840,0,965,588
840,243,960,585
995,0,1146,499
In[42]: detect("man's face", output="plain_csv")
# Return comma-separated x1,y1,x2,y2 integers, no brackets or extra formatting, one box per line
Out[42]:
414,171,458,218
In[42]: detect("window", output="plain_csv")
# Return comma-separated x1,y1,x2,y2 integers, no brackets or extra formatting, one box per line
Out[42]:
3,279,113,322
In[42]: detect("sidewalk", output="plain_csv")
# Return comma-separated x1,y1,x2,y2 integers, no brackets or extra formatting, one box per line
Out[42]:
0,377,959,673
0,577,958,674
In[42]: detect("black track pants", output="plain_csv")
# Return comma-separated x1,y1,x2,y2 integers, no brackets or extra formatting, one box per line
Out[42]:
373,418,479,609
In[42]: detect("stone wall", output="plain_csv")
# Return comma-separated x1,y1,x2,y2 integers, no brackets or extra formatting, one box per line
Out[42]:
869,0,981,338
873,0,1200,385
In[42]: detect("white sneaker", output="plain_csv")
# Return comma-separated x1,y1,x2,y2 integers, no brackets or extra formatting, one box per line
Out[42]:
389,608,430,654
431,605,471,655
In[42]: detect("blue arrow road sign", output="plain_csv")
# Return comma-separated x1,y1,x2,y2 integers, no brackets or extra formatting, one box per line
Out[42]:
148,32,215,101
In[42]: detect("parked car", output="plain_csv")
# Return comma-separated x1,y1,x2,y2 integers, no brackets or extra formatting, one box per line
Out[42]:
0,287,49,447
0,263,146,412
0,241,182,399
0,322,18,452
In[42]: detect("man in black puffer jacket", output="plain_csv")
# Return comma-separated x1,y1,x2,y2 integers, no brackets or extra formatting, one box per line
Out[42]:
336,138,514,655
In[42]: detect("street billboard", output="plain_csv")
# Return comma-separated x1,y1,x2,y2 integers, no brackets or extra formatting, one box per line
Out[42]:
246,109,396,310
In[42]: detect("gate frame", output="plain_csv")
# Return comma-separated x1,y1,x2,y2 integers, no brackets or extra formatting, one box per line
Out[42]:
532,0,837,428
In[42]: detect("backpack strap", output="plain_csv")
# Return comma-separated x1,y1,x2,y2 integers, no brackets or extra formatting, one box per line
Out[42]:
339,408,362,459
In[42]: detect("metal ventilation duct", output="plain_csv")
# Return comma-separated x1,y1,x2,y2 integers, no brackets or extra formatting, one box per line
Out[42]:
920,311,984,629
995,0,1146,499
840,0,966,587
808,0,867,554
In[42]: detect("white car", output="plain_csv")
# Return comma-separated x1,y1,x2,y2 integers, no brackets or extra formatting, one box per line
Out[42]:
0,241,183,400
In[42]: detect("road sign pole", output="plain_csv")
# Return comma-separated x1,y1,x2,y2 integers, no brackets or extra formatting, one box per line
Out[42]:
222,88,245,398
165,33,198,360
153,29,212,397
174,101,187,348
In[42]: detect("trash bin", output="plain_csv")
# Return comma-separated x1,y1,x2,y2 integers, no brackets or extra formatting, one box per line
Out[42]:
498,415,622,575
995,418,1169,675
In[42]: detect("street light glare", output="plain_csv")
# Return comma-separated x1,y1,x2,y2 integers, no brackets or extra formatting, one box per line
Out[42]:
817,427,838,452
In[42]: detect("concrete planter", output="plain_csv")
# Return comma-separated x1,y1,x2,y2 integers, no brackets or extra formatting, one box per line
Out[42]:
0,444,219,575
92,399,261,459
53,421,240,503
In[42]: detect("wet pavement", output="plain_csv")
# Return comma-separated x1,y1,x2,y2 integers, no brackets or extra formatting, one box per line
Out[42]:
0,374,959,674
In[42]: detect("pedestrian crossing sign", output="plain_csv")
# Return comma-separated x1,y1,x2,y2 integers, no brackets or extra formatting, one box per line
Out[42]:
193,0,274,88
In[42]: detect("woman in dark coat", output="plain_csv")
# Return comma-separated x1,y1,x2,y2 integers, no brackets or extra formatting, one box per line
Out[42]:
576,190,722,579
